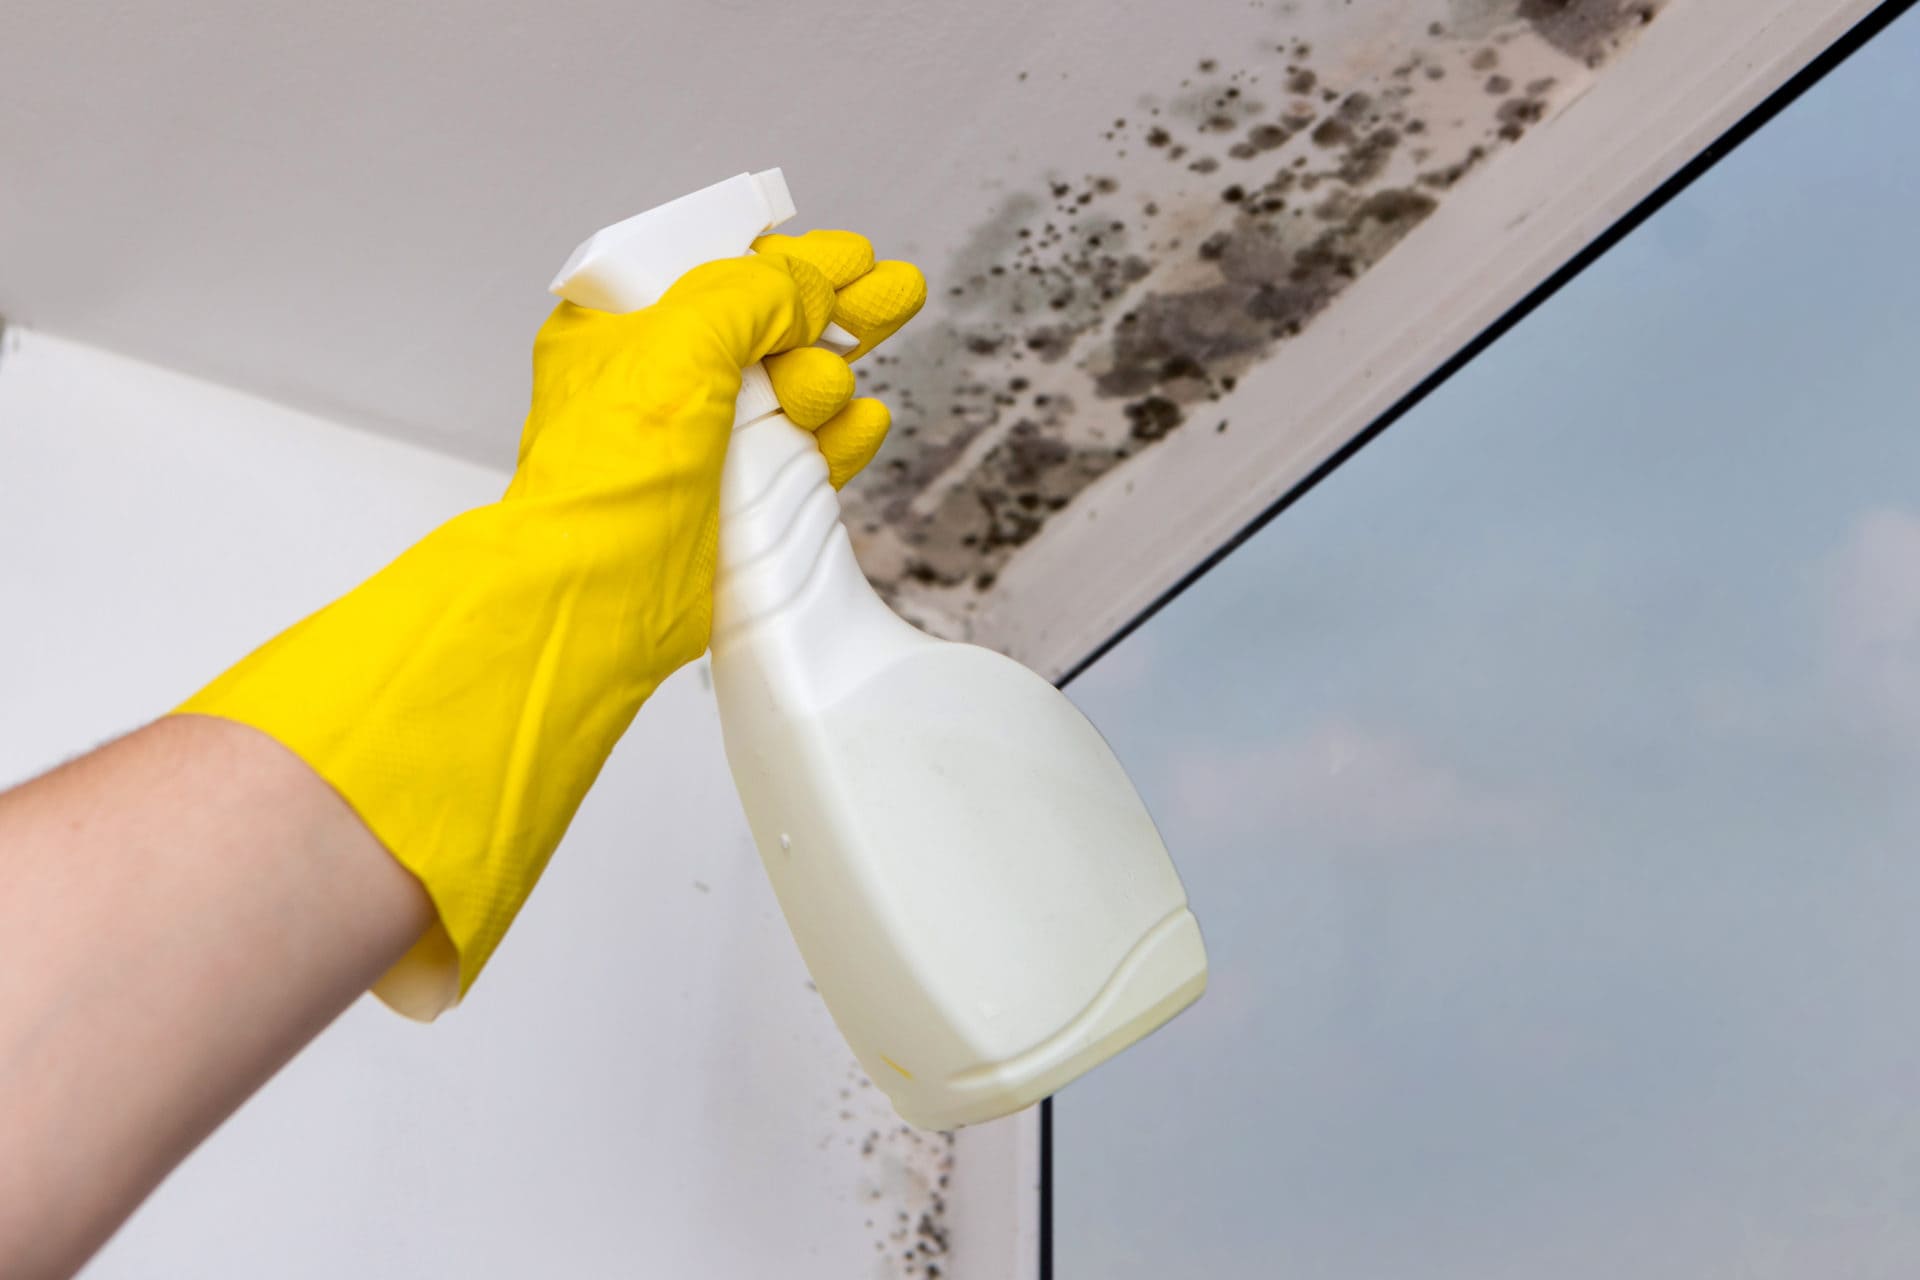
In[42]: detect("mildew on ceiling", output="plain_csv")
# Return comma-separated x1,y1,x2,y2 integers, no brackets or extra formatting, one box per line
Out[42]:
842,0,1665,638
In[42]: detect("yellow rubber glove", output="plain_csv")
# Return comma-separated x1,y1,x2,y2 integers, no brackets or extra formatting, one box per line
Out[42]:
176,231,926,1018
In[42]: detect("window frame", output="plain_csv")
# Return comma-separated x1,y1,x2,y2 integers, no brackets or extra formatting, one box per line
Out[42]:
1035,1,1920,1273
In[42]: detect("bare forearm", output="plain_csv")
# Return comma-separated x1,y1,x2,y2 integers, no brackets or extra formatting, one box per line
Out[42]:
0,716,432,1279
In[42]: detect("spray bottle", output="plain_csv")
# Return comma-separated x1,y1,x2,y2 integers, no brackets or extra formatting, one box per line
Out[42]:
551,170,1206,1130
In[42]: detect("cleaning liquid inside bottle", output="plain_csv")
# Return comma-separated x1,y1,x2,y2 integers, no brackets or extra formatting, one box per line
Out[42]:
553,169,1207,1130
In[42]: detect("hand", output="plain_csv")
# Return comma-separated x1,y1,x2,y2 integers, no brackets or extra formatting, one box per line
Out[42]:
753,230,926,486
176,232,926,1017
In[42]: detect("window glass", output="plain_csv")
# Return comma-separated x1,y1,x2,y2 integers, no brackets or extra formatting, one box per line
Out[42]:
1058,11,1920,1276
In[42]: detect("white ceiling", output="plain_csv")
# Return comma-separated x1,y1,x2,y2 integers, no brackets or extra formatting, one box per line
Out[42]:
2,0,1868,662
3,0,1339,455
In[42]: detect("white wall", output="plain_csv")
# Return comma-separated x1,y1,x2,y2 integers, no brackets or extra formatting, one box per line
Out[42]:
0,329,1033,1278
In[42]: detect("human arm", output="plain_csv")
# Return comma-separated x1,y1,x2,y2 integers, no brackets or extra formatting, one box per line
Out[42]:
0,232,924,1277
0,715,432,1279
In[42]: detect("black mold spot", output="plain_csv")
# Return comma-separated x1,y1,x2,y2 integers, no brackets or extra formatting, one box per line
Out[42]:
1125,396,1183,440
1519,0,1664,66
1250,122,1293,150
1358,188,1439,224
1311,118,1353,148
1420,144,1488,190
1228,122,1292,160
1496,95,1550,139
1335,128,1400,185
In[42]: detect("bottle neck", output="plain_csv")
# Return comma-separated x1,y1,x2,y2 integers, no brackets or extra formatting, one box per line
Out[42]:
729,362,783,431
711,411,935,703
712,412,849,641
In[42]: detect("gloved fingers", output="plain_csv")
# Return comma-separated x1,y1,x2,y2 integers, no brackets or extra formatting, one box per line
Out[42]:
765,346,856,429
758,254,838,350
832,260,928,361
653,256,834,369
751,232,925,363
810,397,892,489
751,230,875,290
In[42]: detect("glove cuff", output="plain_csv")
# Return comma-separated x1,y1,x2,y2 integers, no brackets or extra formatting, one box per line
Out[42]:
174,499,680,1017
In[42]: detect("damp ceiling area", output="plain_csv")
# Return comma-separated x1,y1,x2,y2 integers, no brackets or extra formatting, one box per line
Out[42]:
843,0,1667,637
0,0,1858,667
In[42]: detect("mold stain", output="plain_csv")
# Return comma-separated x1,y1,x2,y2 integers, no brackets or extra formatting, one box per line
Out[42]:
843,0,1668,636
1516,0,1661,66
837,1060,956,1278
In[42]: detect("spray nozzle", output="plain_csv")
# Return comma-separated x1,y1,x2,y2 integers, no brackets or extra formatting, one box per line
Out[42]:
549,167,858,410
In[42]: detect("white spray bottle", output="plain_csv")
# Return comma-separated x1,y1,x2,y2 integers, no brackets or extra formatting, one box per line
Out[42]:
551,170,1206,1130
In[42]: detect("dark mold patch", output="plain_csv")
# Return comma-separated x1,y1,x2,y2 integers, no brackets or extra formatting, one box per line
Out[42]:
843,1057,956,1279
842,0,1668,632
1519,0,1662,66
1495,94,1550,140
